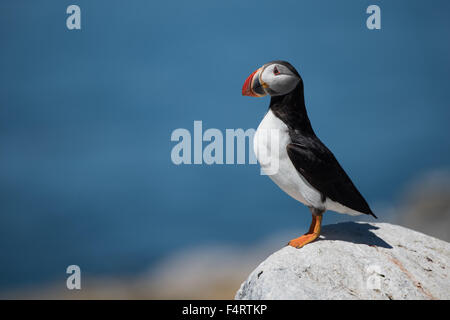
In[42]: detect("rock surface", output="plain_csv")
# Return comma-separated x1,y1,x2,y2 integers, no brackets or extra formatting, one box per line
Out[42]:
235,222,450,300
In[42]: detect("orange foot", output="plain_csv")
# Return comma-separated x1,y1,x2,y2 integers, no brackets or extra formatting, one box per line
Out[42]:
288,233,319,248
288,213,322,249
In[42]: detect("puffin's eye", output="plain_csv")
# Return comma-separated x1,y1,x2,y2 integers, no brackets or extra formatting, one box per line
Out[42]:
273,66,280,75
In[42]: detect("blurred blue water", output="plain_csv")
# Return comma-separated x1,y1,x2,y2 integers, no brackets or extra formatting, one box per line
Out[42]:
0,0,449,289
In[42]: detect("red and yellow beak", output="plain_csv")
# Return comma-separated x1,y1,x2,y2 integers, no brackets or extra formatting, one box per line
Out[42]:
242,67,267,97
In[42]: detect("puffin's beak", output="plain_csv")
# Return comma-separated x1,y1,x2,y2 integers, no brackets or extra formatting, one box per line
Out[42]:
242,67,267,97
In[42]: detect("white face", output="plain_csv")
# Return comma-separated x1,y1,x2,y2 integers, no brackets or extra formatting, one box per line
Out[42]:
260,63,300,96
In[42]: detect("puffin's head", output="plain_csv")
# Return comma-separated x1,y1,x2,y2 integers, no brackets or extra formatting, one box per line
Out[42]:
242,60,301,97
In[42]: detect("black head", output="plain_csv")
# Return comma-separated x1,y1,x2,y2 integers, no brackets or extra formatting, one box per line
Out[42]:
242,60,302,97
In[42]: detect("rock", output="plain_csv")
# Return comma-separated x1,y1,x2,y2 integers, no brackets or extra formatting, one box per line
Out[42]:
235,222,450,300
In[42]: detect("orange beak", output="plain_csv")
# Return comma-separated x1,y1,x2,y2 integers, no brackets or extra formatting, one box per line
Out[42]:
242,67,266,97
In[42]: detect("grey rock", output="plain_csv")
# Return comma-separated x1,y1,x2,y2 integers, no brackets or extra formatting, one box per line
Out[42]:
235,222,450,300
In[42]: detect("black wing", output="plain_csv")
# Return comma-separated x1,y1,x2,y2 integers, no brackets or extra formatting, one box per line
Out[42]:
286,140,376,218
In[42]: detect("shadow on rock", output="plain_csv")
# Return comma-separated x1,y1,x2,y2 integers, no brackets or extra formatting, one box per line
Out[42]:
319,222,393,249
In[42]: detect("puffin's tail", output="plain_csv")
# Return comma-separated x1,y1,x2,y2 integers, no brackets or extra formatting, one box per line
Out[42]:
367,209,378,219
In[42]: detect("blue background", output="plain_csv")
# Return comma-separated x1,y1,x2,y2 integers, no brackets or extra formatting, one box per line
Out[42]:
1,0,449,289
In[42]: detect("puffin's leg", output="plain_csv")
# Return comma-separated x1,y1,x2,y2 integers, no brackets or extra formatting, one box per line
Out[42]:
288,209,323,249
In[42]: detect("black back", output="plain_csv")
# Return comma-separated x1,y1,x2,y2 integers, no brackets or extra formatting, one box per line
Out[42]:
269,63,376,217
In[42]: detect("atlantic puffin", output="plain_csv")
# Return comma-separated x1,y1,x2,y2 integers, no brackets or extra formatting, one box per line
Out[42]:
242,60,376,248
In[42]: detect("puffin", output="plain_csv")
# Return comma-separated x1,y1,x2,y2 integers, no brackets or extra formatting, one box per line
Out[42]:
242,60,376,248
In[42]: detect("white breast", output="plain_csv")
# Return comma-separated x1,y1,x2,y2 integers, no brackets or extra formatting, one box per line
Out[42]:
253,110,324,209
253,109,363,216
